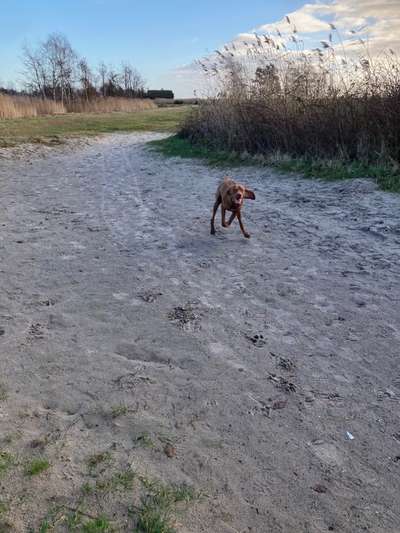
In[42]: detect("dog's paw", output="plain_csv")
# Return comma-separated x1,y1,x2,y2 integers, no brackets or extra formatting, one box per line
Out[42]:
244,233,251,239
210,228,216,235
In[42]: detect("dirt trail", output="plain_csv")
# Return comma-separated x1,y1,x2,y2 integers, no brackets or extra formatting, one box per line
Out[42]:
1,133,400,532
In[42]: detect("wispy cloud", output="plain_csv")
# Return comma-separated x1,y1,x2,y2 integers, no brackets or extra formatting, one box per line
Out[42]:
256,0,400,53
167,0,400,96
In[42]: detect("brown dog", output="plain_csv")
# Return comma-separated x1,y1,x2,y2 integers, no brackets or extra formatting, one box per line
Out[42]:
210,176,256,238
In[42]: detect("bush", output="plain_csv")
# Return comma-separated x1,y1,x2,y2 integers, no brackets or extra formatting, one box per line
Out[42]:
181,24,400,166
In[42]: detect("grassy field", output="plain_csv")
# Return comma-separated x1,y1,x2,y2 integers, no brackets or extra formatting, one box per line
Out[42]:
0,106,189,147
150,135,400,193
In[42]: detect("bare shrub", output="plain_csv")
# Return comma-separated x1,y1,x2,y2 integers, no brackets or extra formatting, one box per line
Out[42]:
181,23,400,165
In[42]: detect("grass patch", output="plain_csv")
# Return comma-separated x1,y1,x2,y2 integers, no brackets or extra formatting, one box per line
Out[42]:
134,433,155,449
95,469,136,493
110,404,129,419
87,451,112,473
274,158,400,193
135,478,198,533
151,135,400,193
81,482,95,496
0,452,15,477
37,504,113,532
0,107,190,147
81,516,112,532
0,384,8,402
38,519,50,533
64,508,112,532
149,135,247,167
0,519,13,531
24,458,50,477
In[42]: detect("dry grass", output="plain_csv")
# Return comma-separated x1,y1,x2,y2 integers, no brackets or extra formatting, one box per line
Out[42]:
66,97,156,114
0,94,65,119
181,22,400,174
0,94,156,120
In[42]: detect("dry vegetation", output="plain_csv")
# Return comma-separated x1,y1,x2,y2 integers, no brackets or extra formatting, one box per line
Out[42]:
0,32,158,121
179,21,400,188
66,97,156,114
0,94,156,120
0,93,65,119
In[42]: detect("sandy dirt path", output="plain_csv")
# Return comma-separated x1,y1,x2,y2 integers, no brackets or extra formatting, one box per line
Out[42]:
1,133,400,532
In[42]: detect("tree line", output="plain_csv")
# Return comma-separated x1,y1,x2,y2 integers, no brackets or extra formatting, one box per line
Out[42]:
13,33,146,103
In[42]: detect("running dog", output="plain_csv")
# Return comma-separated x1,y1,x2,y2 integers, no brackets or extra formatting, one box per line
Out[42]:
210,176,256,238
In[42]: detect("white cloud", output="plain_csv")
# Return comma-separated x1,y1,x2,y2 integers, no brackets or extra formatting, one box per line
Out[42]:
166,0,400,97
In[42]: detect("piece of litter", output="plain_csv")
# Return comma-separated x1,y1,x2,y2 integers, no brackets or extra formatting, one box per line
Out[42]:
346,431,355,440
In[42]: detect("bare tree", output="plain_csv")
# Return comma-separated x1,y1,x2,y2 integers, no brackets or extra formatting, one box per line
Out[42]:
98,62,107,97
21,43,48,98
121,62,146,97
20,33,148,102
103,65,122,97
78,58,96,100
42,33,77,104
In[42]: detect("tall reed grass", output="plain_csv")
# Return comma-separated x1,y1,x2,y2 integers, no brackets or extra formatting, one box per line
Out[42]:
0,94,65,119
66,97,156,113
181,23,400,168
0,94,156,119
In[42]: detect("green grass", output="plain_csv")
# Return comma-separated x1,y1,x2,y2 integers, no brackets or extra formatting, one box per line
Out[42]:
64,508,112,532
24,458,50,477
38,519,50,533
0,106,190,147
35,475,196,533
135,478,198,533
81,517,112,532
149,135,247,167
150,135,400,193
38,503,112,533
274,157,400,192
0,452,15,477
81,482,95,496
95,469,136,493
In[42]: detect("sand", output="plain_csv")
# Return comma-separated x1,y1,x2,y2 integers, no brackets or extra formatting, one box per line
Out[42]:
0,133,400,532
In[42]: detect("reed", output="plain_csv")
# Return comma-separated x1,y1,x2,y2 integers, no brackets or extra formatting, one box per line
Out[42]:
180,22,400,167
0,94,65,119
66,97,156,114
0,94,156,120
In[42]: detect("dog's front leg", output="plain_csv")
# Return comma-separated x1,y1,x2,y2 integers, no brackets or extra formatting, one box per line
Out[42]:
210,196,221,235
237,210,250,238
226,211,236,226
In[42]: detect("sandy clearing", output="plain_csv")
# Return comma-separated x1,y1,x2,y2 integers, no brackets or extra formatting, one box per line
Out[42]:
0,132,400,532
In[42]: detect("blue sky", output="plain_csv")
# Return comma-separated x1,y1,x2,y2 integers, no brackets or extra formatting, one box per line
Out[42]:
1,0,305,96
1,0,399,97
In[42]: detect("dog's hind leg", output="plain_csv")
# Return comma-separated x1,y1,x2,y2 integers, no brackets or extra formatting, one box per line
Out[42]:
210,196,221,235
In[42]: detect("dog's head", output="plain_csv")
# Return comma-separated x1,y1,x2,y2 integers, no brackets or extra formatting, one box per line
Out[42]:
226,183,256,210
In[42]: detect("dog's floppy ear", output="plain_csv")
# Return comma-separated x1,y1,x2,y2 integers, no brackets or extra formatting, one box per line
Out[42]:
244,188,256,200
